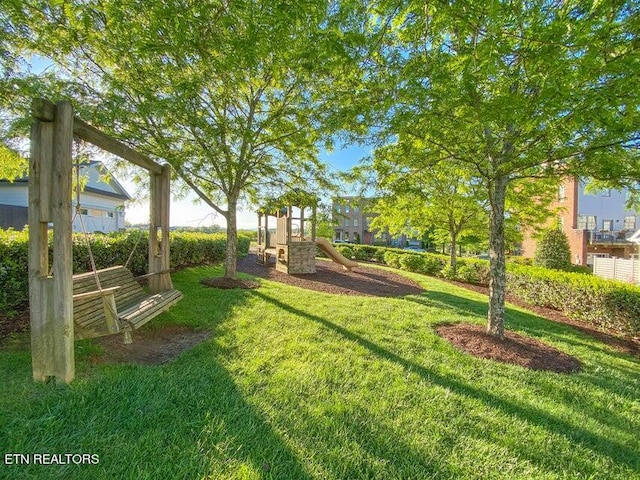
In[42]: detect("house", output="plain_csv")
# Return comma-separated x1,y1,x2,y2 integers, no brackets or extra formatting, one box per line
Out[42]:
521,177,639,266
0,161,130,232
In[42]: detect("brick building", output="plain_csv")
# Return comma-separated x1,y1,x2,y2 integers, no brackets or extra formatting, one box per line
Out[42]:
521,177,639,265
332,196,394,245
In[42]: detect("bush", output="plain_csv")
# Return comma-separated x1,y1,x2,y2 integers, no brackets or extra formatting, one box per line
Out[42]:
383,251,402,269
507,264,640,337
336,245,355,260
399,254,426,273
0,229,250,317
439,265,457,280
422,256,445,275
534,228,571,270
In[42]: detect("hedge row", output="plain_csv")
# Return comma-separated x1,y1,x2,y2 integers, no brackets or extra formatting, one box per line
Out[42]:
0,229,250,316
330,243,640,338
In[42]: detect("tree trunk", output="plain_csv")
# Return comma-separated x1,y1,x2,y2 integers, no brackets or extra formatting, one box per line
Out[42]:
224,197,238,279
487,176,508,339
449,232,457,272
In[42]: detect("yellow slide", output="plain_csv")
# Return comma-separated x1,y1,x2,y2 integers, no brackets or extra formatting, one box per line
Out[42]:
316,238,359,271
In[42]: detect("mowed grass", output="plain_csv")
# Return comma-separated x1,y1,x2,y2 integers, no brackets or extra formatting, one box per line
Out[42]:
1,263,639,479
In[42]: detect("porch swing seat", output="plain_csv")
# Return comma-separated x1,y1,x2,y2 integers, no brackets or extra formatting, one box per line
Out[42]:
72,266,183,341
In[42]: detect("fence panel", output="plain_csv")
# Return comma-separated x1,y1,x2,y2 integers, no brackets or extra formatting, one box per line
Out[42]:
593,257,640,284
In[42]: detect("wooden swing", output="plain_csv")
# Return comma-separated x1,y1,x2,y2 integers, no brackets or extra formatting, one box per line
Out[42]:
71,164,182,344
28,98,182,383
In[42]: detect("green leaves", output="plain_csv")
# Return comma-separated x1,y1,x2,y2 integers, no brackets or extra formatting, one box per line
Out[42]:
0,144,26,181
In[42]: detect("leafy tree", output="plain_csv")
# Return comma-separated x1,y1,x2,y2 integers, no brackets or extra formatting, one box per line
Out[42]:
365,146,488,272
0,144,26,180
534,227,571,270
1,0,335,278
334,1,640,338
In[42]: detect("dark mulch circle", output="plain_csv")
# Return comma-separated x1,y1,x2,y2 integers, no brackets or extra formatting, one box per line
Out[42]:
90,325,211,365
437,323,582,373
444,279,640,357
237,254,424,297
200,277,260,289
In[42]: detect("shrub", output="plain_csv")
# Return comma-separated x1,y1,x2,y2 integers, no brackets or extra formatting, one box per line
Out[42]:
423,256,445,275
399,254,426,273
336,245,355,259
383,251,402,269
507,264,640,337
534,228,571,270
0,229,250,317
351,245,377,262
439,265,457,280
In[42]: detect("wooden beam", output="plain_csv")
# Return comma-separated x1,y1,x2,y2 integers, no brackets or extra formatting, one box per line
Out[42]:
52,101,75,384
28,118,54,381
73,118,163,174
149,164,173,293
32,98,55,122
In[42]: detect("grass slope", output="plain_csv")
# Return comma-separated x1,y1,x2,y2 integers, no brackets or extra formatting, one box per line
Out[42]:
1,264,639,479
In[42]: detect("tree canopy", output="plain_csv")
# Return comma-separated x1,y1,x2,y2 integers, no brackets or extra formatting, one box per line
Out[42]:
334,0,640,338
1,0,338,277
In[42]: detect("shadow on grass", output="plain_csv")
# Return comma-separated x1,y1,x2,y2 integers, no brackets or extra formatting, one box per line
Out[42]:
252,290,640,475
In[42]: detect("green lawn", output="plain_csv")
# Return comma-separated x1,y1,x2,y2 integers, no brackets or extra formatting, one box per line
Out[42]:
1,264,639,479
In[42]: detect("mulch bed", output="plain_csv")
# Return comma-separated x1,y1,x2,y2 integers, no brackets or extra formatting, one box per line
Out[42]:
237,254,424,297
437,323,582,373
443,279,640,357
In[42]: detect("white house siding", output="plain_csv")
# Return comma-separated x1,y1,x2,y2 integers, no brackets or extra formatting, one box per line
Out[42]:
72,192,126,233
0,160,129,233
0,183,28,207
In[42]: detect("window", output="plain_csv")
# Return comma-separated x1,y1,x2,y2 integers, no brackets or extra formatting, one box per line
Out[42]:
577,215,596,230
335,205,341,214
344,232,349,241
624,215,636,230
345,205,350,214
344,219,350,227
79,208,88,215
602,219,613,231
106,211,115,218
353,219,358,227
558,185,566,201
353,206,359,214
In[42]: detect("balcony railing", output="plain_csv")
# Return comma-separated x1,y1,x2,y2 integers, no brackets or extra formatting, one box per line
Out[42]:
587,230,635,244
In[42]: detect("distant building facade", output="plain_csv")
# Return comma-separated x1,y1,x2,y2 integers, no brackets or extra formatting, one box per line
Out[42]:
521,177,639,265
0,161,130,232
331,196,397,245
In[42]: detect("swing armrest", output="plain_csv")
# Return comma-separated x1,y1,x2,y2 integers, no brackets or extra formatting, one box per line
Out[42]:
73,286,121,301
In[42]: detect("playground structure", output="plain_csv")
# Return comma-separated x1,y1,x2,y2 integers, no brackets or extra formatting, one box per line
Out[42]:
28,98,182,383
256,194,358,274
257,199,318,275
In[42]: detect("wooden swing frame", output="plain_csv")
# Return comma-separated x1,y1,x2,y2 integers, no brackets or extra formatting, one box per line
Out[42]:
29,98,177,383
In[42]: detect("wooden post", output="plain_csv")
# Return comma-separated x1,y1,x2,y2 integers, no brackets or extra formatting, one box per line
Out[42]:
29,99,55,382
149,164,173,293
311,205,317,242
287,205,292,243
51,101,75,383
